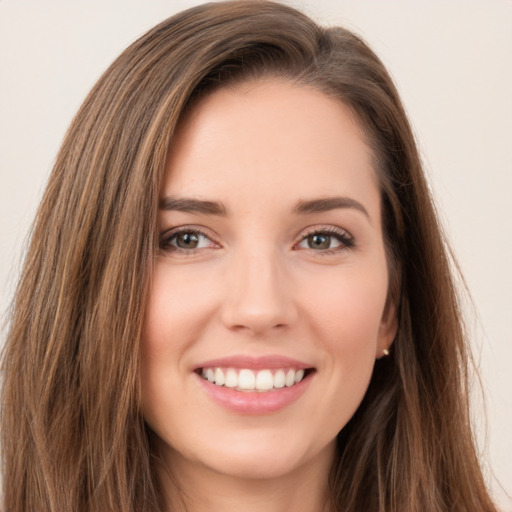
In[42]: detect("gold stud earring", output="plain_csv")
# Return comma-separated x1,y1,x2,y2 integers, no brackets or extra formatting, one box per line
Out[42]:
382,348,390,356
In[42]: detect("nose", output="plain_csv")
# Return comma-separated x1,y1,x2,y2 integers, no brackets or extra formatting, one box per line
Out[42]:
220,248,298,336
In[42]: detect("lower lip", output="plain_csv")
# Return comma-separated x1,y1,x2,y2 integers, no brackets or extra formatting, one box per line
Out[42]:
195,372,313,414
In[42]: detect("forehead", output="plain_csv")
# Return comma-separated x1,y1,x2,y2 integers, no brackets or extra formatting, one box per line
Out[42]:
163,80,380,218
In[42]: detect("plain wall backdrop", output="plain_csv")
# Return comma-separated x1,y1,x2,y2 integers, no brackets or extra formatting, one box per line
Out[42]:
1,1,511,509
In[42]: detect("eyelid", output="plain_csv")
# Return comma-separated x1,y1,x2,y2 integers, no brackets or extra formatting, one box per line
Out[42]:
293,225,355,251
158,224,354,254
159,225,220,253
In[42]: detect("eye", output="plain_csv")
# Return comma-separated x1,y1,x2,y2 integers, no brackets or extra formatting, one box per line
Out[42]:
160,228,217,253
295,227,354,252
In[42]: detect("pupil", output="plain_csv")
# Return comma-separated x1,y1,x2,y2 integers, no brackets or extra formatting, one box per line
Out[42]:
177,232,199,249
309,234,330,249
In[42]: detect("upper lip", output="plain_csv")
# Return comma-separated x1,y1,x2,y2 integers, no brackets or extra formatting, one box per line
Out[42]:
193,355,313,371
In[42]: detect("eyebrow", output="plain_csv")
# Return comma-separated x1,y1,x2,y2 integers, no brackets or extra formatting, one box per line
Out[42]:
159,197,227,216
159,195,369,218
292,197,369,218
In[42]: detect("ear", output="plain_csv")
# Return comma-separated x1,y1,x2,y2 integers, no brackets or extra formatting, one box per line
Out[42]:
376,299,398,359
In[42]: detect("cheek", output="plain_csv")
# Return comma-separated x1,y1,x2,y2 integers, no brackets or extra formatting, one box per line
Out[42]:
142,263,219,357
140,263,225,422
302,271,387,431
303,265,388,345
140,266,197,413
299,264,388,400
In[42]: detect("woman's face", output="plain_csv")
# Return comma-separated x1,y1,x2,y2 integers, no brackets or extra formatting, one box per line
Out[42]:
141,80,397,482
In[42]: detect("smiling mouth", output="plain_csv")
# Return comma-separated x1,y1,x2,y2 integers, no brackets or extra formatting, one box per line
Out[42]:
197,367,314,392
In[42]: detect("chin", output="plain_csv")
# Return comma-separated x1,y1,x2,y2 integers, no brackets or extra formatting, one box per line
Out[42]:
185,430,336,482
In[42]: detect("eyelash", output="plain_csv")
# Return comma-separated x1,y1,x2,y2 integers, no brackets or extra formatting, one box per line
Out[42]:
158,226,354,255
294,226,355,255
159,227,218,255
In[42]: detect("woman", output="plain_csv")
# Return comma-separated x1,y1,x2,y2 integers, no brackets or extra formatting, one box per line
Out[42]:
0,1,498,511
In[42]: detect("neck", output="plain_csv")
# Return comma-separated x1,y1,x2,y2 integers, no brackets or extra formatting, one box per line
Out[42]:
155,443,336,512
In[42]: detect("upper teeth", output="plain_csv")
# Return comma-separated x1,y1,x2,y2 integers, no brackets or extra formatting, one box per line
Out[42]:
200,368,305,392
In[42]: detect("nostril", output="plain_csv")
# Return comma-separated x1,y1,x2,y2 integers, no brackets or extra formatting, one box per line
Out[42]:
220,270,298,334
228,322,289,336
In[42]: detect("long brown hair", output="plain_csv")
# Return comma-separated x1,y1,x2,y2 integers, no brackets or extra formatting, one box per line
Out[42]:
1,2,497,511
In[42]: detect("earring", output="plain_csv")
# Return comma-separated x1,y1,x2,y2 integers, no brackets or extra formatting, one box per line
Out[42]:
382,348,390,356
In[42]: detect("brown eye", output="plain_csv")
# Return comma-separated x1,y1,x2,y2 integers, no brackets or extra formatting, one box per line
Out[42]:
160,229,216,252
175,232,200,249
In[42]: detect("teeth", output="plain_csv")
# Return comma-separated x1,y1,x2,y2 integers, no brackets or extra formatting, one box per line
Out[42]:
214,367,225,386
238,369,256,390
199,367,307,392
224,369,238,388
255,369,273,391
273,369,285,388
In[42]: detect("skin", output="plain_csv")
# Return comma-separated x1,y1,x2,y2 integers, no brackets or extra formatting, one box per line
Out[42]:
141,79,397,512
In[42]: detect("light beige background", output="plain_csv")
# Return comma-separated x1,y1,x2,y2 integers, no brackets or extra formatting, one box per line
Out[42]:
1,1,511,509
